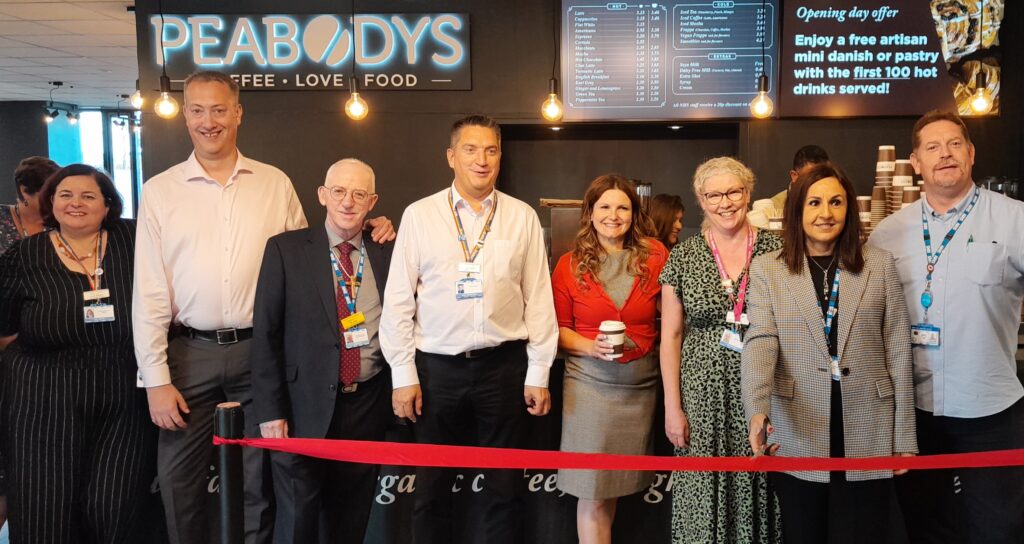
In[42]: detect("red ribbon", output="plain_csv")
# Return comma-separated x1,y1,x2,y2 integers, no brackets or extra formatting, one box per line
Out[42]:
213,437,1024,472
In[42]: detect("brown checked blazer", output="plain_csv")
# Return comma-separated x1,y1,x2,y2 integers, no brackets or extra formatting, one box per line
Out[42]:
741,245,917,482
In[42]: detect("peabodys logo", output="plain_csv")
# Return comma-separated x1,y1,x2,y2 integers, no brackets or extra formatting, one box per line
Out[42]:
151,13,471,90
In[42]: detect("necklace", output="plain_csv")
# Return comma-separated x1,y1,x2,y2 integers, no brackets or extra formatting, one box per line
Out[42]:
809,254,837,300
11,205,29,238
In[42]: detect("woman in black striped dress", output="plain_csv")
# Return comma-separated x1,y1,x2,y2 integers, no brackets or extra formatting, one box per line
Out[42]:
0,164,156,543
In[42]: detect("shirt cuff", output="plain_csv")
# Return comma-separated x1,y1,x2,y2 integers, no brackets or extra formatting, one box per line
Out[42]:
390,364,420,389
139,364,172,388
525,364,551,389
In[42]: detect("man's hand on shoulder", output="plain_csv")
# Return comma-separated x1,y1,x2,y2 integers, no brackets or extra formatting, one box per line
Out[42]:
365,216,396,243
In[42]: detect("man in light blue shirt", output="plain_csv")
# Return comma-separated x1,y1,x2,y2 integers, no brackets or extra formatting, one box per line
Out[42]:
869,110,1024,544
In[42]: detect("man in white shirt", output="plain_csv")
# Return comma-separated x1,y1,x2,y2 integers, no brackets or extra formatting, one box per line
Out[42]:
134,71,393,544
380,115,558,543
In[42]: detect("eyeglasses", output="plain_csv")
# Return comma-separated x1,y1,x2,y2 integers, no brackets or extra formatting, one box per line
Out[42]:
703,188,746,205
322,185,372,203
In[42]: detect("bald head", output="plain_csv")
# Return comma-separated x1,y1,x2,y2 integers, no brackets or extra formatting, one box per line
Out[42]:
325,158,375,193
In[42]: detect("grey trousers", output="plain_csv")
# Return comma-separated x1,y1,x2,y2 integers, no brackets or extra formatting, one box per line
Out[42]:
157,336,274,544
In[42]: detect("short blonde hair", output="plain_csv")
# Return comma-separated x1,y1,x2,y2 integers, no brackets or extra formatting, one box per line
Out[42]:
692,156,756,198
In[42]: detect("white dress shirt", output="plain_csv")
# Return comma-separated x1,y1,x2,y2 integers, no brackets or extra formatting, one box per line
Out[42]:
380,183,558,388
133,151,307,387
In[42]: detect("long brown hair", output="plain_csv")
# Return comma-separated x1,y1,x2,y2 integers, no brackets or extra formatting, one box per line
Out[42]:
572,174,655,287
779,162,864,274
649,193,685,249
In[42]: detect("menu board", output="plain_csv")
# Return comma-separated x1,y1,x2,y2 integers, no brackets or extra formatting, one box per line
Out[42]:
563,1,780,120
778,1,1002,117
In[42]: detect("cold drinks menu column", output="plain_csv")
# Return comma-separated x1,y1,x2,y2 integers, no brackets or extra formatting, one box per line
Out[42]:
563,1,779,120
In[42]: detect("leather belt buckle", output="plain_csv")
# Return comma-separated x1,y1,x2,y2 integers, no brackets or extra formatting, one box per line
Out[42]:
341,382,359,394
463,346,497,359
215,328,238,345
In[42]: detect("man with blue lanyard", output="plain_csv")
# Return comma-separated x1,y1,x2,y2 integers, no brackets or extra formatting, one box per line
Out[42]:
868,110,1024,543
250,159,394,544
381,115,558,543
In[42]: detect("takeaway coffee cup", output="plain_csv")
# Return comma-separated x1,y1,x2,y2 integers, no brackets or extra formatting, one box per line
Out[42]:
599,320,626,359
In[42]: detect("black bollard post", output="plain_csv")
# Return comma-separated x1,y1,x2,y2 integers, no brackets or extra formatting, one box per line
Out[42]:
215,401,245,544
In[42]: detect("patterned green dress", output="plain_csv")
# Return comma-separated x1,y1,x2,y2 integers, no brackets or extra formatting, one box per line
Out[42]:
658,229,783,544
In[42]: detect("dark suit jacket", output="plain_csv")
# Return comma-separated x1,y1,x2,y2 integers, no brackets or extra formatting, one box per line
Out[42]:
251,227,393,439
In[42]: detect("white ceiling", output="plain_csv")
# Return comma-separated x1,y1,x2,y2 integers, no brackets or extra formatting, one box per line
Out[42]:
0,0,137,108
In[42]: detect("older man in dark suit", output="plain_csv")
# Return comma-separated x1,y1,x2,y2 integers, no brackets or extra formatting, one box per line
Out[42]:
251,158,393,544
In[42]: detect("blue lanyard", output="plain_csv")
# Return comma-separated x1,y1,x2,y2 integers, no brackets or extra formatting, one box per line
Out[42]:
329,244,365,314
919,187,980,318
447,189,497,263
814,268,841,345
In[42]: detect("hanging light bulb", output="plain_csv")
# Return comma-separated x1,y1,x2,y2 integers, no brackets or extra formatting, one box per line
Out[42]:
541,78,564,122
130,90,144,110
749,74,774,119
154,74,179,119
969,71,993,115
344,77,368,120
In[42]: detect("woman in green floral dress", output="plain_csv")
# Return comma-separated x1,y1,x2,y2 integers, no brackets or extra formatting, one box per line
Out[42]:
659,157,783,544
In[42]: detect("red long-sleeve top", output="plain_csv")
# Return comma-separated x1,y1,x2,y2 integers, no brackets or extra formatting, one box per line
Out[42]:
551,239,668,363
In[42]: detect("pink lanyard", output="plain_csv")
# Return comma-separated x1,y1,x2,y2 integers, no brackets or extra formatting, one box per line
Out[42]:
707,227,754,324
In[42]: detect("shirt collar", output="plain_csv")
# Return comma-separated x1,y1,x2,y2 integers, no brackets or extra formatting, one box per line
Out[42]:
325,220,363,249
921,185,978,220
450,182,495,212
183,150,253,185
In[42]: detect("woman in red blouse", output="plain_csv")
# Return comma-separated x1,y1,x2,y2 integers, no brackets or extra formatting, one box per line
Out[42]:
552,174,668,544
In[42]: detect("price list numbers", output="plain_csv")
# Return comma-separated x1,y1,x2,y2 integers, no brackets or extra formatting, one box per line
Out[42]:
566,3,668,110
674,53,772,95
674,1,776,51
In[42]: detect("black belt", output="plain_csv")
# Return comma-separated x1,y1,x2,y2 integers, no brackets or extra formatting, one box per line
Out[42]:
182,326,253,345
452,340,526,359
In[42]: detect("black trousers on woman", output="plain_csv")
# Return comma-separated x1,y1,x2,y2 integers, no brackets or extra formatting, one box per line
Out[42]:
770,380,901,544
1,353,157,544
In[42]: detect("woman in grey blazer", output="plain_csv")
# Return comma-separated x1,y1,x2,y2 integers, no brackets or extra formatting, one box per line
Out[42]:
741,162,917,544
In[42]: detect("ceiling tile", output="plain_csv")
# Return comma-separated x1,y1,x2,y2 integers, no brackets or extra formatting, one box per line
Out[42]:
41,18,133,34
14,33,135,47
0,20,64,34
0,3,109,20
0,46,76,56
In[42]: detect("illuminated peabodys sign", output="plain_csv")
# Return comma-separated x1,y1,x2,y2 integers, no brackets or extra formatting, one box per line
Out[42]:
151,13,471,90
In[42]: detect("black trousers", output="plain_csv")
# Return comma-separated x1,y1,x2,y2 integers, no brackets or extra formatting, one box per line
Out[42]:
270,370,391,544
1,355,157,544
897,397,1024,544
411,342,529,544
771,473,897,544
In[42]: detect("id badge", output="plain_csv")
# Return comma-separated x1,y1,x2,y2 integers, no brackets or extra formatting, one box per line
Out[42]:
455,277,484,300
341,311,365,330
83,288,110,302
830,356,841,381
726,311,749,326
911,324,941,346
343,327,371,349
719,329,743,352
458,262,482,274
84,304,115,323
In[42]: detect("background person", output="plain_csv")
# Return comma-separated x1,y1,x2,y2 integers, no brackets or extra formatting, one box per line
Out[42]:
743,163,916,543
659,156,782,544
0,164,156,543
551,174,667,543
649,193,685,249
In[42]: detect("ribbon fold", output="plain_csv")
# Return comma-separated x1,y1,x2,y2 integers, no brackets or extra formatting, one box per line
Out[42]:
213,437,1024,473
